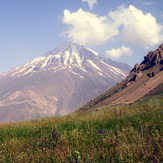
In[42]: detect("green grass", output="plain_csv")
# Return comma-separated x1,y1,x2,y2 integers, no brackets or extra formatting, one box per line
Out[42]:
0,95,162,162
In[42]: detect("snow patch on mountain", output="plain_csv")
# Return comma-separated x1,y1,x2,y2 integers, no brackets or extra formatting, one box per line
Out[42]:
79,67,87,73
87,48,99,56
87,60,102,72
69,70,84,79
99,60,125,78
24,65,36,75
98,72,106,78
31,56,46,65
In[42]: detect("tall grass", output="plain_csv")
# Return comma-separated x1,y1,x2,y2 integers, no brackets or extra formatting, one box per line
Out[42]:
0,95,162,162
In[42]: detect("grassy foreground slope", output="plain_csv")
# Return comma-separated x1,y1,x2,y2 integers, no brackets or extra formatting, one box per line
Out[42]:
0,94,162,162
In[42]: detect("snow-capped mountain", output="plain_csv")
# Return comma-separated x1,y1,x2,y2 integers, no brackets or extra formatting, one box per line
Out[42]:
0,41,131,123
1,41,129,78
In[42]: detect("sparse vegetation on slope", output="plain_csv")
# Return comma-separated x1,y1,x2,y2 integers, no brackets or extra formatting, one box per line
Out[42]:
0,94,162,162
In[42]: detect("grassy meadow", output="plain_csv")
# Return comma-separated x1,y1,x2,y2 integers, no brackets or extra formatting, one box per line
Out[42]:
0,95,162,162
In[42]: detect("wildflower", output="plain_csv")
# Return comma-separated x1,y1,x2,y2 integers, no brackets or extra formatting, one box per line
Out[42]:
52,128,57,139
98,129,103,134
116,114,118,118
75,158,78,163
140,125,142,132
72,158,73,163
153,153,156,163
115,131,117,136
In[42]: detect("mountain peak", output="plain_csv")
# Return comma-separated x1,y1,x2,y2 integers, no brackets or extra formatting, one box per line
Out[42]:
41,41,100,69
49,41,83,54
49,40,98,57
0,41,129,79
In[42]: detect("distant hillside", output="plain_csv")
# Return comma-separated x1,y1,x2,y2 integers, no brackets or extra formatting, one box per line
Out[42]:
80,44,163,111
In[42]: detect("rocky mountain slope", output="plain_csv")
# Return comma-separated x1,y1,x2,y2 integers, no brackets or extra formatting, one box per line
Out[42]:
0,41,131,123
80,44,163,111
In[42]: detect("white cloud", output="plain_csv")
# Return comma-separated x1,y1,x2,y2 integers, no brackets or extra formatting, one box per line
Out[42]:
109,5,163,49
62,8,119,46
106,46,132,59
82,0,97,10
62,5,163,49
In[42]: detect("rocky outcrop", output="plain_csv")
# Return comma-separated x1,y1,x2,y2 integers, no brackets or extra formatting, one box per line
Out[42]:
129,44,163,82
142,44,163,65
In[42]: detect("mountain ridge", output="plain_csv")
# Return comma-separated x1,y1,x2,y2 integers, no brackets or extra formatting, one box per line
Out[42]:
79,44,163,111
0,41,131,123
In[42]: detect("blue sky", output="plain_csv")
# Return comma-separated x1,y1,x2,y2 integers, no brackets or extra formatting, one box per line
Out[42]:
0,0,163,74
